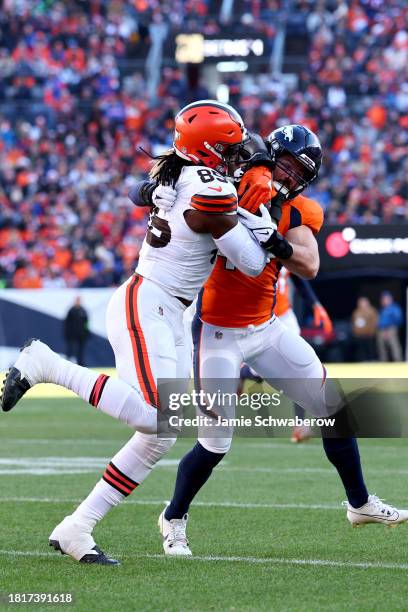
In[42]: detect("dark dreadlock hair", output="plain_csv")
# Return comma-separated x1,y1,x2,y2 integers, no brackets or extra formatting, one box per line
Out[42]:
149,149,193,187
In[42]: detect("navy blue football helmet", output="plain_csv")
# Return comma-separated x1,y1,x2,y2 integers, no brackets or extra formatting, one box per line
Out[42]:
266,125,322,200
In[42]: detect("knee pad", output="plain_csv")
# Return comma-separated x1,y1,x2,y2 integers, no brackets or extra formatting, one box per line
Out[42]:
198,435,232,455
130,431,176,469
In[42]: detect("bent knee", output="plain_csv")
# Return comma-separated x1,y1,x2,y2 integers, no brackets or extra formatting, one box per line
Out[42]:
198,436,232,455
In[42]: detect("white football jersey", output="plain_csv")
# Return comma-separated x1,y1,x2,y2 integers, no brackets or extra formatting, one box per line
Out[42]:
136,165,237,301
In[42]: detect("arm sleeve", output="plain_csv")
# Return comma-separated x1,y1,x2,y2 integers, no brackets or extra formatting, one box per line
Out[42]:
213,222,268,277
128,180,155,208
291,275,319,306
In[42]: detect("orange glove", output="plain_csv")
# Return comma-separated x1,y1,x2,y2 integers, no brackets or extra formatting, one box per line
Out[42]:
237,166,273,213
313,303,333,334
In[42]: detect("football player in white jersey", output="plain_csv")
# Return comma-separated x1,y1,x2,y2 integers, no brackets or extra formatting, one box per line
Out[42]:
1,101,278,564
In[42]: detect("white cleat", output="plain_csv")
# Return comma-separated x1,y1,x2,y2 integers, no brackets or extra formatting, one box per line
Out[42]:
49,515,119,565
158,507,192,556
1,339,60,412
345,494,408,528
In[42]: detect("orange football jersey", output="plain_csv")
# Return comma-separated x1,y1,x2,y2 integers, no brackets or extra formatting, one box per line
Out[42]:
274,267,291,317
200,195,323,327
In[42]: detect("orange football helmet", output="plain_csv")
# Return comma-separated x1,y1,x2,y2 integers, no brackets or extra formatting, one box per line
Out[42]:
173,100,246,174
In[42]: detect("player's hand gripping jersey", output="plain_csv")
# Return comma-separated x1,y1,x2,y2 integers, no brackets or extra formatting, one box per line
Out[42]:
136,166,237,301
200,194,324,327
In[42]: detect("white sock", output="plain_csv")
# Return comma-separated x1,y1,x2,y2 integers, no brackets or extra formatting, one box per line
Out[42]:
49,357,157,432
71,433,176,528
51,358,99,403
71,480,125,529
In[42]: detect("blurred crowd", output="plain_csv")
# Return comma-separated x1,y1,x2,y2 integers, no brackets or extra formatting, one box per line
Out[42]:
0,0,407,288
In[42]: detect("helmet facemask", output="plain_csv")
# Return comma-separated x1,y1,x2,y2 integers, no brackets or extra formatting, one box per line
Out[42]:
271,147,318,201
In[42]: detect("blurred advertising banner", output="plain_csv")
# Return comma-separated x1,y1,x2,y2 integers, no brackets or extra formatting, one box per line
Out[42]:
0,288,115,369
318,225,408,272
171,33,268,64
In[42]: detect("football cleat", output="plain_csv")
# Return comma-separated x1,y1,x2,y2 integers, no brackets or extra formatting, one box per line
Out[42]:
1,339,58,412
49,516,119,565
345,494,408,527
158,507,192,556
291,425,312,443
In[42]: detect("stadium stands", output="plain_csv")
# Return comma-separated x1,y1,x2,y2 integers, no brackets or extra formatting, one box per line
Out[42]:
0,0,407,288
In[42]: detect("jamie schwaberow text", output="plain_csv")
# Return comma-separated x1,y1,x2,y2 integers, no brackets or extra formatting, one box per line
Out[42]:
167,414,336,428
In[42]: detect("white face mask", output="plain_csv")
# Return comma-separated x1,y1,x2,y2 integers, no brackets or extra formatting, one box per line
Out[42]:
272,181,290,197
273,180,303,200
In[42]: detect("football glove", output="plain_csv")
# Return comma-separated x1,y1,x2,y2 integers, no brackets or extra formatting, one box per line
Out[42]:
313,303,333,334
238,204,293,260
237,166,273,213
238,204,277,242
152,184,177,211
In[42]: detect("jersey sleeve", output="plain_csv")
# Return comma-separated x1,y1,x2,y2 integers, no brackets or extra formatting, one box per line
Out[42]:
189,169,238,214
291,196,324,235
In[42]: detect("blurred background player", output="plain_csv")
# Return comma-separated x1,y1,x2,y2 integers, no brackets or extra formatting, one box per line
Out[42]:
63,296,89,366
351,297,378,362
377,291,403,362
238,267,333,443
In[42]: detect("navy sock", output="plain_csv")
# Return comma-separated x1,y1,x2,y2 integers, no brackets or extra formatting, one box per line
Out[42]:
322,437,368,508
165,442,225,520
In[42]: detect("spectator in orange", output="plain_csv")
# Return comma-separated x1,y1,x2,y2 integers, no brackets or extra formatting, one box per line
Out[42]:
71,251,92,283
13,266,43,289
366,103,387,129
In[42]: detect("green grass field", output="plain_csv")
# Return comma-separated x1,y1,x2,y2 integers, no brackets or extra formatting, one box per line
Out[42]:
1,397,407,611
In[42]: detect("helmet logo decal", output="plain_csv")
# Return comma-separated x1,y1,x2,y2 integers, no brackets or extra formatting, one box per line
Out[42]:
282,126,294,141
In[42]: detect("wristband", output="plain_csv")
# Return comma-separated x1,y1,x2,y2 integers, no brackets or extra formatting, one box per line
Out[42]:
262,232,293,259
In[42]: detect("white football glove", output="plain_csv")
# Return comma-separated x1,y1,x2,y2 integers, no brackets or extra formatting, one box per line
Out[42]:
237,204,277,244
152,184,177,211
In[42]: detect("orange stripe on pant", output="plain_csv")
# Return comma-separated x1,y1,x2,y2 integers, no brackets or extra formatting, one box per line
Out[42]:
125,275,159,408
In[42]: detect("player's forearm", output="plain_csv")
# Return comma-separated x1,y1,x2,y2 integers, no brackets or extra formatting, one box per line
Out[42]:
214,223,268,277
281,243,319,279
128,181,155,207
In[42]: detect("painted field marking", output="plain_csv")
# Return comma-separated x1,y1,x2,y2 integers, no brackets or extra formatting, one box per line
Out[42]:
0,456,407,476
0,549,407,571
2,439,407,454
0,497,342,510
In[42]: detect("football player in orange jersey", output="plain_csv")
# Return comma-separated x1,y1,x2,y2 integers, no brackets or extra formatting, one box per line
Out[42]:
239,267,334,443
149,125,408,554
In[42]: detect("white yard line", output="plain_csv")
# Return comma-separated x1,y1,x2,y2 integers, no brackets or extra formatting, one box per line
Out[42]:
2,439,407,453
136,553,408,571
1,457,408,476
0,497,342,510
0,549,406,571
